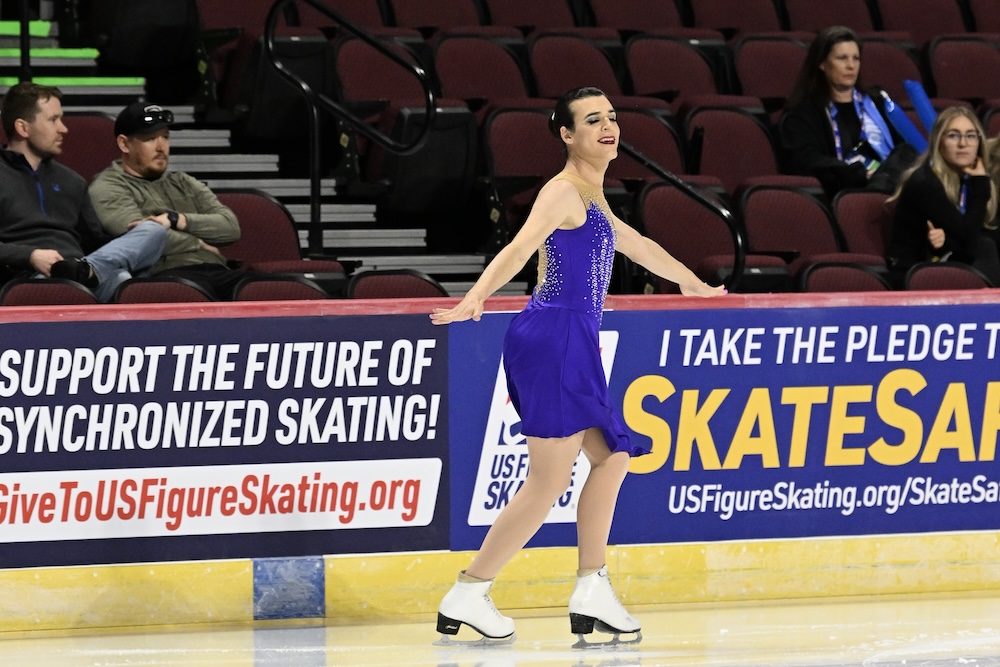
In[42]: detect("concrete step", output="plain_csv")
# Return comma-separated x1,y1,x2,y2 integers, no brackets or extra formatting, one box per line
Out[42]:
299,228,426,250
65,104,198,124
340,254,487,275
168,154,279,174
0,47,100,71
441,280,527,297
0,19,56,40
0,78,146,103
202,178,341,197
286,203,377,224
0,37,58,48
170,129,232,150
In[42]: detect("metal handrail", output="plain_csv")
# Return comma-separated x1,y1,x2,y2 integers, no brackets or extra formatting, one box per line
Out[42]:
18,0,30,81
261,0,437,252
618,140,746,290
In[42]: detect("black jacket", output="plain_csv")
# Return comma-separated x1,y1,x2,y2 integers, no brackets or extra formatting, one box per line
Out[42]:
0,148,108,273
887,162,992,270
779,91,907,197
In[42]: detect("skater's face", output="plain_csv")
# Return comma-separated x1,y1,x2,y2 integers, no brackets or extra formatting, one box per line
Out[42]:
561,95,619,160
118,127,171,179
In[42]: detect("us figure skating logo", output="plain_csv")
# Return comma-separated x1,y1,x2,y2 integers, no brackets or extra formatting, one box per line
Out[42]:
467,331,620,526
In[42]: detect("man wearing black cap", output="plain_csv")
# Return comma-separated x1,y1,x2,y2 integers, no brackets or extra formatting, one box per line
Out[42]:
0,83,167,301
89,102,244,299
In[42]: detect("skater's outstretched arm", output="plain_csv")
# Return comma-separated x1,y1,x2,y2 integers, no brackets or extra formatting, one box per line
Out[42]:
430,178,583,324
612,212,726,298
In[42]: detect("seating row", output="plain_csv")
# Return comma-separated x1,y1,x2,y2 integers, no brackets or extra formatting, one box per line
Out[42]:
193,0,998,47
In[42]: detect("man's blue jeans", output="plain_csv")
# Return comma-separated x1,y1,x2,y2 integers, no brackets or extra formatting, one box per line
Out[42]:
85,220,167,302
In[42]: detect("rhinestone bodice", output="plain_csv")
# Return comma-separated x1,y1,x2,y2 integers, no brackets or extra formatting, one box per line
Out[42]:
530,172,617,322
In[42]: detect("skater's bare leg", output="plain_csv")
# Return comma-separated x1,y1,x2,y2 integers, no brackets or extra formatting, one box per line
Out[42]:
568,428,639,639
576,428,630,570
465,432,585,580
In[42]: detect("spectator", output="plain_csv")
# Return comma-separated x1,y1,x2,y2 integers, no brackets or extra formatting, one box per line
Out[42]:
0,82,166,302
89,102,245,300
987,134,1000,233
887,106,1000,285
779,26,917,197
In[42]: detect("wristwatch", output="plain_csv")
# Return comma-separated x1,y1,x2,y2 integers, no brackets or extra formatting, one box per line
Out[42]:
166,211,179,229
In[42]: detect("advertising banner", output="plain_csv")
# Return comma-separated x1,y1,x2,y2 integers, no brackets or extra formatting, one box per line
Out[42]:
449,303,1000,551
0,313,449,568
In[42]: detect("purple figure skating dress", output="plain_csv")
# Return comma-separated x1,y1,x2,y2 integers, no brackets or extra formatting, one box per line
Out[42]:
502,171,648,457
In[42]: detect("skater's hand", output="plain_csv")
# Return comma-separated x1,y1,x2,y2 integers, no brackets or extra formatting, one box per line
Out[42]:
431,295,484,325
680,281,727,298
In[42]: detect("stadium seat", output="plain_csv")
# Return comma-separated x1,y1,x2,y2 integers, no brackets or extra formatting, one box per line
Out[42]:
734,33,810,111
626,35,723,111
482,106,565,237
832,189,895,262
783,0,876,33
689,0,783,42
877,0,970,49
905,261,995,289
635,181,769,292
61,112,119,184
233,275,330,300
113,277,216,303
740,184,883,276
527,33,624,98
967,0,1000,33
215,189,345,275
929,35,1000,104
482,0,579,32
857,38,925,102
433,34,533,118
331,36,478,212
346,269,450,298
609,109,688,183
684,105,783,194
0,278,99,306
800,262,894,292
588,0,685,33
389,0,484,33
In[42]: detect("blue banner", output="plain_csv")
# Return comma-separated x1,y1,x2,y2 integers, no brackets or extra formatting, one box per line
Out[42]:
449,303,1000,550
0,313,449,568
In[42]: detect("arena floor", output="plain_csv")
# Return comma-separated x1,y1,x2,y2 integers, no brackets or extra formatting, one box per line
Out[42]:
1,590,998,666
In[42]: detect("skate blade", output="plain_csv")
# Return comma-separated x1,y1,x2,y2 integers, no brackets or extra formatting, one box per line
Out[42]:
572,627,642,650
434,632,516,647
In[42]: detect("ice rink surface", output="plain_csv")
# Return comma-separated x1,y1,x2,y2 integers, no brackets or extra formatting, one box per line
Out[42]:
2,591,999,666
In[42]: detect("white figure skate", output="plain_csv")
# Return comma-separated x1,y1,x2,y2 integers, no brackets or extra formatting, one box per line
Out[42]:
568,565,642,647
436,577,515,644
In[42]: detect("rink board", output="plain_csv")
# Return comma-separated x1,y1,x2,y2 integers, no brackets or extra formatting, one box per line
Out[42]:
2,531,1000,631
1,293,1000,631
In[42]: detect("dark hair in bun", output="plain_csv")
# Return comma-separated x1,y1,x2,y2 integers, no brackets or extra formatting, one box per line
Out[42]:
548,86,607,138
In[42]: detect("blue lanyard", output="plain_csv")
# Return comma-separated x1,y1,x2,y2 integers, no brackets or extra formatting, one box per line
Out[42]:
959,176,968,214
828,89,866,161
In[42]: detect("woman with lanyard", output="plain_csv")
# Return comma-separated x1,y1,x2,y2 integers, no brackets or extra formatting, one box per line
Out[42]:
779,25,915,198
886,106,1000,285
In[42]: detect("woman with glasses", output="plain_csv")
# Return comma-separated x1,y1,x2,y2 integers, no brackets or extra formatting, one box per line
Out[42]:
887,106,1000,285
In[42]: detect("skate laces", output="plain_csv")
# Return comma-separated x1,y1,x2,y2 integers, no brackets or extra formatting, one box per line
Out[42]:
598,572,629,613
482,593,506,619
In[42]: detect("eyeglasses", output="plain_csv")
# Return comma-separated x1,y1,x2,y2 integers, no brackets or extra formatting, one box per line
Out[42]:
139,109,174,127
943,131,980,143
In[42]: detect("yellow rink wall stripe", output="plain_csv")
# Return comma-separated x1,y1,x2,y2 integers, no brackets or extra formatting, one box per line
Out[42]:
2,532,1000,633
